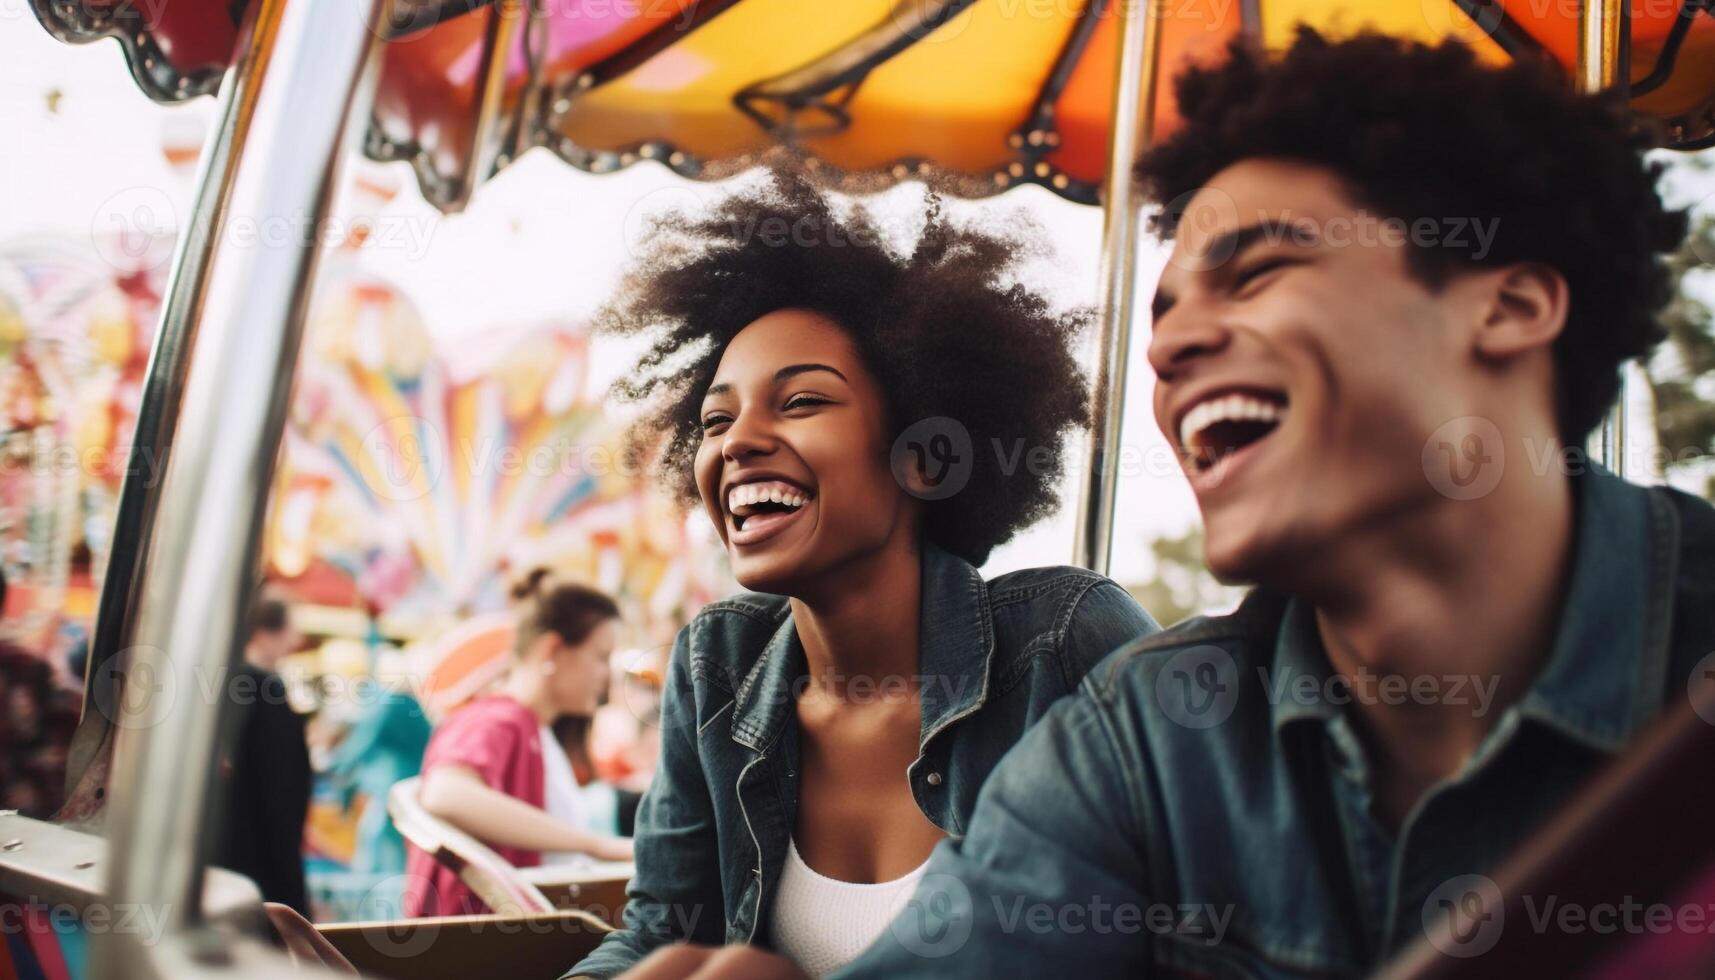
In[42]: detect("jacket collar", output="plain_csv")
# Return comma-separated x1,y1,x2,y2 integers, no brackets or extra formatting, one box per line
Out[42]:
728,543,995,753
1270,465,1682,755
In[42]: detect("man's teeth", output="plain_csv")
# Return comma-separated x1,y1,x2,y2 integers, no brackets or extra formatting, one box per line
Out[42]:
727,482,810,514
1179,394,1287,453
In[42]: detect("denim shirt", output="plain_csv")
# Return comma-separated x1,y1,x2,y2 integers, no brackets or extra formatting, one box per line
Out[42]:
842,467,1715,978
567,543,1157,978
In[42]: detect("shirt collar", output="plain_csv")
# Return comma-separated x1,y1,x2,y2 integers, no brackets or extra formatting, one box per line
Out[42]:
1269,465,1681,755
729,543,995,753
1514,465,1679,752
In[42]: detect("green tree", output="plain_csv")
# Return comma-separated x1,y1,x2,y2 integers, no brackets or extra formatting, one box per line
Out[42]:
1125,525,1245,629
1648,194,1715,500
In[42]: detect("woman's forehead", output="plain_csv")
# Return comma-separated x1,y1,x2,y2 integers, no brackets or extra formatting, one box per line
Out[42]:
710,310,862,385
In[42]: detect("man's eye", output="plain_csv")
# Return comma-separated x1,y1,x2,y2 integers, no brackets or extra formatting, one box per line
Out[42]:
1235,258,1294,291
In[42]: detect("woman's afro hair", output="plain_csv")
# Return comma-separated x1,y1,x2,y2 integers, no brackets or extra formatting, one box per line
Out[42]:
1135,28,1688,444
601,168,1093,566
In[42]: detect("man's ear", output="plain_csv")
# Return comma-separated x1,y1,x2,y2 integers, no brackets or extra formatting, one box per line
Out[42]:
1472,262,1569,360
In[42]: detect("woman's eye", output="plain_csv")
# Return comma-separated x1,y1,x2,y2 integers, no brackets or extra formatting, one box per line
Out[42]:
783,395,831,412
700,415,732,433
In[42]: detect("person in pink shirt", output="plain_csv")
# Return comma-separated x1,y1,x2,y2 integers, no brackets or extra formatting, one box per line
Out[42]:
403,571,635,917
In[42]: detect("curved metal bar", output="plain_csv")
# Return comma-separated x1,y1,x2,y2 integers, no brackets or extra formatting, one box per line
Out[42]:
92,0,387,973
25,0,230,103
1072,0,1163,573
60,0,276,822
440,0,524,212
1580,0,1629,477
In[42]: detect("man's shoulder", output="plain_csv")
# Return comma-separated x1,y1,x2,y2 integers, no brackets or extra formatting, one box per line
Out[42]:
1087,589,1283,675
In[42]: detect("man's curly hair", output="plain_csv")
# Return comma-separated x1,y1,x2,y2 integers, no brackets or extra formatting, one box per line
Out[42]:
602,169,1093,566
1135,28,1688,444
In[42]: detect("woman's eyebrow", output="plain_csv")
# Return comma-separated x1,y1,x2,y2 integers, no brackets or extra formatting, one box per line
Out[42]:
774,363,848,384
704,363,848,401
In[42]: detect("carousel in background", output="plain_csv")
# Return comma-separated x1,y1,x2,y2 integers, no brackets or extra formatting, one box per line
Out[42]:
0,112,731,919
0,232,163,665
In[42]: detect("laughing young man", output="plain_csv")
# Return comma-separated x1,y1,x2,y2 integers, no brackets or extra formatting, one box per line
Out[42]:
615,28,1715,980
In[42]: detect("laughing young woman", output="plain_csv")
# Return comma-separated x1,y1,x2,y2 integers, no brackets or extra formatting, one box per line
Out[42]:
564,171,1157,980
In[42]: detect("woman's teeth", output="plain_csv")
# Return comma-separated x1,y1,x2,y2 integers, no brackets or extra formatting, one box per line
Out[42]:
727,481,810,527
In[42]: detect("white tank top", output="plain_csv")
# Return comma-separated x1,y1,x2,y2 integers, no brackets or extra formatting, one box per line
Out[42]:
769,838,931,979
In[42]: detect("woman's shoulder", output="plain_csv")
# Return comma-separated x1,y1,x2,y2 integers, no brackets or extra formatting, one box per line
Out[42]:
983,564,1132,612
674,592,793,672
436,694,538,738
981,565,1158,676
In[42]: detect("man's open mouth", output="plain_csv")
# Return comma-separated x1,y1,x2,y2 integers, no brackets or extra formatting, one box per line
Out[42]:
1178,390,1289,475
726,479,814,535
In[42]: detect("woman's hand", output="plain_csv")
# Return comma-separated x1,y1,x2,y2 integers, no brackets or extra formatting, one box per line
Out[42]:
589,833,635,862
421,765,632,861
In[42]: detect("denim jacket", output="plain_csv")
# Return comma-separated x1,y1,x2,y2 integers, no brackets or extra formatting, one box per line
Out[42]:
566,543,1157,978
842,467,1715,978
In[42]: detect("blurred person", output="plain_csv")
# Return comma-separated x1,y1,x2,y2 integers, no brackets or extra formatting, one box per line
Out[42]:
402,571,634,917
0,568,81,819
214,595,313,913
630,29,1715,979
565,170,1157,979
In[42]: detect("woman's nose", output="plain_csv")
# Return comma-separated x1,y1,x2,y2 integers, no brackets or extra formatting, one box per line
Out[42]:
721,410,779,462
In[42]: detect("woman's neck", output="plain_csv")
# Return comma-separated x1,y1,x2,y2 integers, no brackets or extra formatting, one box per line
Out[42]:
501,669,559,726
790,541,923,699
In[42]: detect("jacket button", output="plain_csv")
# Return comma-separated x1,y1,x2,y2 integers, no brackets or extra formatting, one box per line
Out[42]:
926,772,943,786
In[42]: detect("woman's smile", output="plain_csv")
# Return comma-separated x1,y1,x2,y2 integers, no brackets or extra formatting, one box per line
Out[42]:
725,477,817,547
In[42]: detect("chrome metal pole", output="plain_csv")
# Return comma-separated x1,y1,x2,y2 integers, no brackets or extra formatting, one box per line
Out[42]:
1072,0,1164,572
1580,0,1628,476
63,0,272,810
94,0,387,972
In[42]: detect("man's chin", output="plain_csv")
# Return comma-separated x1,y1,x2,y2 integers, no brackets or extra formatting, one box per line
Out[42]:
1200,524,1271,587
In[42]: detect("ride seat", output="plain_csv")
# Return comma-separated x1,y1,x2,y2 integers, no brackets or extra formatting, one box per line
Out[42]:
385,776,555,915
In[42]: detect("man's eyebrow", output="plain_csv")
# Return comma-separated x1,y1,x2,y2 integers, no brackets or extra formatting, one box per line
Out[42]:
702,363,848,402
1151,221,1300,320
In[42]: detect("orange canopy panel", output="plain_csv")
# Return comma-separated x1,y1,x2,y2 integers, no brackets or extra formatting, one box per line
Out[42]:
30,0,1715,208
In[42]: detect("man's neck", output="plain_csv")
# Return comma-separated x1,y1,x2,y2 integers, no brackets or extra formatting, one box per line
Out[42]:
1305,451,1578,825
